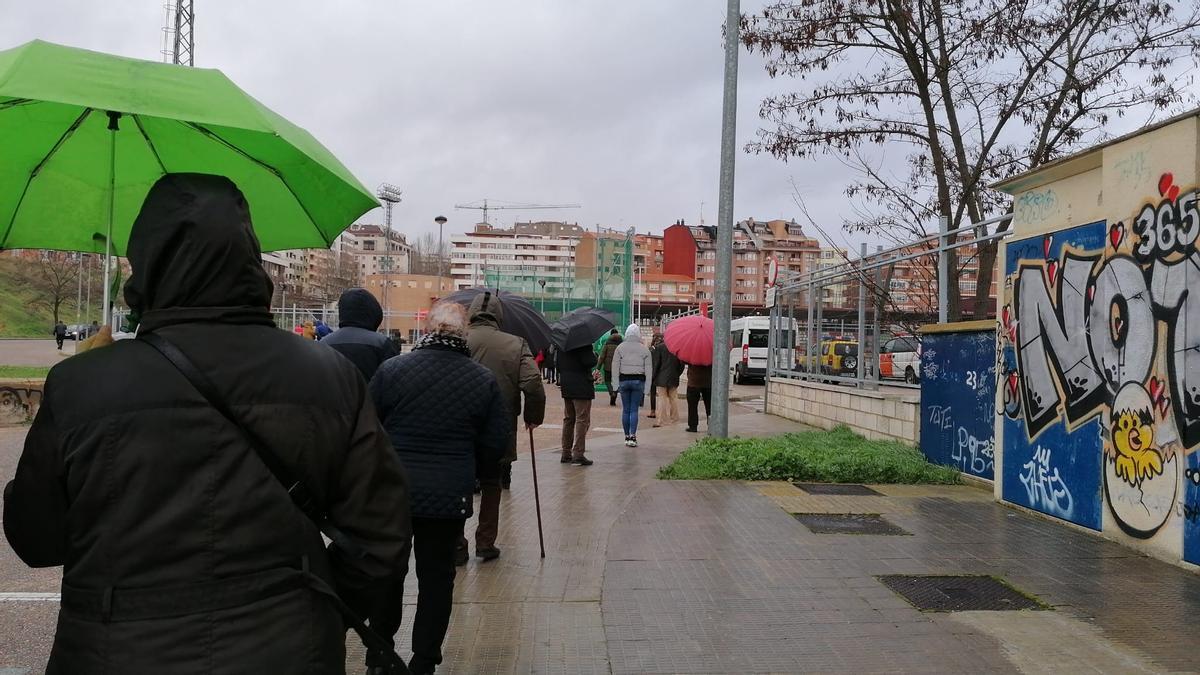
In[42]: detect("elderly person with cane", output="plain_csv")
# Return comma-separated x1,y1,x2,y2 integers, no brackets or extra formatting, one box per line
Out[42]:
369,300,510,674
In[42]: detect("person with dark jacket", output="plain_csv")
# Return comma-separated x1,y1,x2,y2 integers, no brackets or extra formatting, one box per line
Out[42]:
322,288,399,381
2,174,412,675
652,336,684,427
461,291,546,562
369,301,510,674
52,320,66,350
598,328,622,406
557,343,598,465
685,363,713,432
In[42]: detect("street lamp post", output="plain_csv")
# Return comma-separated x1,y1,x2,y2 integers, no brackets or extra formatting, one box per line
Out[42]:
538,278,547,314
435,215,448,295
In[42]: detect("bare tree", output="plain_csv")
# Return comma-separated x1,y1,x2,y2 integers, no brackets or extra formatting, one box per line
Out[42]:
24,252,80,325
743,0,1200,319
409,232,448,277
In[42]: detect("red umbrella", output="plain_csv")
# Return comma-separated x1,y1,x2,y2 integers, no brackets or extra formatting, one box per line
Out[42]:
664,314,715,365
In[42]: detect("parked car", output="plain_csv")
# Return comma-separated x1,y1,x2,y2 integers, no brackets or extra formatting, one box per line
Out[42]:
65,324,89,340
880,335,921,383
729,316,797,384
819,339,859,377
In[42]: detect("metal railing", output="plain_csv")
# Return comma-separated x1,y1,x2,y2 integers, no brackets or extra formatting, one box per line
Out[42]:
765,213,1013,391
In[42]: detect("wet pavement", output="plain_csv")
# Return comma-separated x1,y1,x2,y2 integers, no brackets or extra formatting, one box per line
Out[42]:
3,399,1200,673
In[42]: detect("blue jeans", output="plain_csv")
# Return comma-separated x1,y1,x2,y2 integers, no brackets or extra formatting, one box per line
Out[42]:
618,378,645,437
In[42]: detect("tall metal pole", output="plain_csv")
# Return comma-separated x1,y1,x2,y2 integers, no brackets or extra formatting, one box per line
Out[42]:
857,243,867,386
100,119,118,327
937,215,950,324
709,0,740,438
382,200,393,335
75,253,84,329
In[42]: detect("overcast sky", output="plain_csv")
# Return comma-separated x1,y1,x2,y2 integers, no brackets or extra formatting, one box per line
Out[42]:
1,1,871,246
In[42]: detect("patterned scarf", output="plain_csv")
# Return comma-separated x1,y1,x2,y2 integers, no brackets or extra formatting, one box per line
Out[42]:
415,332,470,355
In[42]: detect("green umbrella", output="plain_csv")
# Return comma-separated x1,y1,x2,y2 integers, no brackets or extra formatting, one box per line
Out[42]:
0,40,379,322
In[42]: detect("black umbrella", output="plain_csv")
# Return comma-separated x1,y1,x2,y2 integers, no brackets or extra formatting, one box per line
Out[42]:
441,288,552,355
550,307,620,351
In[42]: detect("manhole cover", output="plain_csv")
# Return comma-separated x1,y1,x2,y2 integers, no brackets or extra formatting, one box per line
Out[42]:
791,513,910,535
878,575,1047,611
792,482,882,496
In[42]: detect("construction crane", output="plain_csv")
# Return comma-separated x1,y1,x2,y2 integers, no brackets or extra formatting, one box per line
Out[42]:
454,198,581,226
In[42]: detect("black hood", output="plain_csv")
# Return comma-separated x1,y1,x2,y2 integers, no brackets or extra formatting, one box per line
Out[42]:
124,174,273,329
338,288,383,330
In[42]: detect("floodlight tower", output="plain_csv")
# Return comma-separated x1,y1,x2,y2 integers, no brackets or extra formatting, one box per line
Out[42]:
377,183,403,335
161,1,195,66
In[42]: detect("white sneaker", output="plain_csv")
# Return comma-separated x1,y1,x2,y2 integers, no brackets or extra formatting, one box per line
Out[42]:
624,437,634,447
630,437,638,447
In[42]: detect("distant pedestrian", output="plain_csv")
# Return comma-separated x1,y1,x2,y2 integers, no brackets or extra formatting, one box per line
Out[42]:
3,174,412,674
647,333,663,419
321,288,398,382
557,343,598,465
685,363,713,432
301,320,317,341
88,320,99,338
459,291,546,563
369,301,510,674
314,319,332,340
52,320,66,350
652,335,684,428
546,344,558,383
598,328,622,406
612,324,652,447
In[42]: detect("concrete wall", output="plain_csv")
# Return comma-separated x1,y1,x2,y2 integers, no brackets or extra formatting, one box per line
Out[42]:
766,378,920,444
0,379,43,425
996,113,1200,568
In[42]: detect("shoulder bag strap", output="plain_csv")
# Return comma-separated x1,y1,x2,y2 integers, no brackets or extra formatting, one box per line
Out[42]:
139,332,408,674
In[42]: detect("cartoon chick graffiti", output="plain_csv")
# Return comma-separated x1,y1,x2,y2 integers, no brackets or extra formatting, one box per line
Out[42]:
1109,383,1164,485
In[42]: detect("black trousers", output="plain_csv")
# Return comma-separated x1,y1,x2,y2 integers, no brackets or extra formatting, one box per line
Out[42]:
368,517,466,670
55,336,64,349
686,386,711,430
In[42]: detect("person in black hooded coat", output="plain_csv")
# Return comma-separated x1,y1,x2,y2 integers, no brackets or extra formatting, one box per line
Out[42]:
322,288,398,381
2,174,412,675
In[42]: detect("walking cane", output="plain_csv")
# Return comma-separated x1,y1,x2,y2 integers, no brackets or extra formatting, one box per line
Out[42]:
528,427,546,559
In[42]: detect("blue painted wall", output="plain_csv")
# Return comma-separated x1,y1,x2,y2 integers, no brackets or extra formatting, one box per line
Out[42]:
920,329,996,481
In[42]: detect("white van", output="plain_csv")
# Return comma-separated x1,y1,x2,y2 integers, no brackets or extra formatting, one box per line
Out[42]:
729,316,776,384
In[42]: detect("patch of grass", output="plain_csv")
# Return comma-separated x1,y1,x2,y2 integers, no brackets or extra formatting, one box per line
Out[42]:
0,365,51,379
657,425,960,484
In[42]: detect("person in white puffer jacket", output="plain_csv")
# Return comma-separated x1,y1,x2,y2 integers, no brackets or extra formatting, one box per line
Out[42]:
611,323,653,446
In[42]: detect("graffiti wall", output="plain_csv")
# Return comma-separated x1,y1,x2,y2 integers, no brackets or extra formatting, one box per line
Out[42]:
998,172,1200,563
920,327,996,481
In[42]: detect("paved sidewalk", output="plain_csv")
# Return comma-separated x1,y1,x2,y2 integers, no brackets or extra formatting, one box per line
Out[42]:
5,406,1200,673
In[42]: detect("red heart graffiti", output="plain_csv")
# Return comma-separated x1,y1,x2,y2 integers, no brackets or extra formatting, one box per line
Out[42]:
1159,396,1171,417
1149,377,1165,403
1159,172,1175,197
1109,222,1124,249
1169,185,1181,202
1046,259,1059,286
1043,235,1052,259
1007,372,1019,396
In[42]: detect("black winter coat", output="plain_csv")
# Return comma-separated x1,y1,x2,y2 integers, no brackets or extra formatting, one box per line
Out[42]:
652,342,684,388
370,342,510,518
2,174,412,675
557,345,598,400
322,288,398,381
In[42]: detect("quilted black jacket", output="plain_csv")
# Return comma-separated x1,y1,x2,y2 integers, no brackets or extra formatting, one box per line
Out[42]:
370,344,511,518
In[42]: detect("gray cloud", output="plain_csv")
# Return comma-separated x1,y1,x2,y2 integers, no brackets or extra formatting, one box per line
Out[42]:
0,0,857,245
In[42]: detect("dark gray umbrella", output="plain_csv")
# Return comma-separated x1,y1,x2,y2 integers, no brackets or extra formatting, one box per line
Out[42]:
441,287,552,355
550,307,620,351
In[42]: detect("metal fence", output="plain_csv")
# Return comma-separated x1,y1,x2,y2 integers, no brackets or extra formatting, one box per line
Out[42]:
765,213,1013,390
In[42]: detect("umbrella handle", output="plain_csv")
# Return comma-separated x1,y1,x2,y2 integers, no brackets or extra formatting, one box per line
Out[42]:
528,427,546,559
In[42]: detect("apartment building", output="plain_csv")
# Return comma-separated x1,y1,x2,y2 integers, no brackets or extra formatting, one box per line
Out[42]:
342,223,413,278
449,221,579,295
